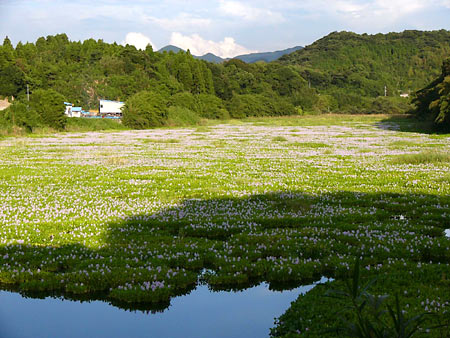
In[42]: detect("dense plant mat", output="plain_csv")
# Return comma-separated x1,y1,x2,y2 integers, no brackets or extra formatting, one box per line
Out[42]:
0,116,448,335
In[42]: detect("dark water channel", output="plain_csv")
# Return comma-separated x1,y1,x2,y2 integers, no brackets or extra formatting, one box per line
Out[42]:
0,277,329,338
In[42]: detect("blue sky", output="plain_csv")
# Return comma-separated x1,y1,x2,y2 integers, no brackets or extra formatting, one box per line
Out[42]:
1,0,450,58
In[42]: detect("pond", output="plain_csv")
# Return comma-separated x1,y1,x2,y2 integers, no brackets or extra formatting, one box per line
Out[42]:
0,277,329,338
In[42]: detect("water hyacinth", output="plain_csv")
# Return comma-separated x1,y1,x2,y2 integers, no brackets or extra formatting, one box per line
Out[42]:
0,116,449,335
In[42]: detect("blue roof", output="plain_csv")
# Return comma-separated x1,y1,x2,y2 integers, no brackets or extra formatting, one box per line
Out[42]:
64,102,72,106
72,107,82,112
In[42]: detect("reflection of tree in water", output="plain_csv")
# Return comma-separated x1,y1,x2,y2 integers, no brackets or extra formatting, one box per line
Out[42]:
0,191,448,312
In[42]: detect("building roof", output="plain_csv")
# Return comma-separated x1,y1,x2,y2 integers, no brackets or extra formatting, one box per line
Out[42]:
99,99,125,104
72,107,82,112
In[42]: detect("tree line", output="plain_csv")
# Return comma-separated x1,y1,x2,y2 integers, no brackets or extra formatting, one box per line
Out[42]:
0,31,449,131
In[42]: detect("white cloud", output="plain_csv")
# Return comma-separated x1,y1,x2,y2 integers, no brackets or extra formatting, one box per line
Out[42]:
280,0,432,29
219,1,285,24
437,0,450,8
294,0,427,19
122,32,156,50
169,32,257,58
147,13,212,31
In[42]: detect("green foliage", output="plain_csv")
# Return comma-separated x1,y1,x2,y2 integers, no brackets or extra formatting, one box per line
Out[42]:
280,30,450,112
65,117,128,132
0,64,26,97
1,31,449,131
326,259,430,338
391,151,450,165
122,91,168,129
166,106,201,126
30,89,66,130
228,94,296,118
370,97,413,114
1,101,42,132
313,94,338,113
273,136,288,142
168,92,198,111
195,94,229,119
413,59,450,130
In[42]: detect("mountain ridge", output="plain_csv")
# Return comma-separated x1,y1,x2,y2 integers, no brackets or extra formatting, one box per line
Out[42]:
157,45,303,63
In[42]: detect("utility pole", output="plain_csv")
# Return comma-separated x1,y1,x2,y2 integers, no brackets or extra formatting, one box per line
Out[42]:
26,84,30,110
384,85,387,97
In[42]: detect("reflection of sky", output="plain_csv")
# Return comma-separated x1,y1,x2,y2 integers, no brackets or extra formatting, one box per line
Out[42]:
0,279,329,338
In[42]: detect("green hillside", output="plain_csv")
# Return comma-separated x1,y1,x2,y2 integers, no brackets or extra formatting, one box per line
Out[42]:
0,34,313,132
280,30,450,110
413,58,450,130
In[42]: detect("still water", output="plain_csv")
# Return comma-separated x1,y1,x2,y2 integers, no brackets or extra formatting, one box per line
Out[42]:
0,277,328,338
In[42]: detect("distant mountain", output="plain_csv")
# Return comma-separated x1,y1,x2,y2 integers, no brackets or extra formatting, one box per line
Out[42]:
158,45,184,53
195,53,224,63
233,46,303,63
157,45,303,64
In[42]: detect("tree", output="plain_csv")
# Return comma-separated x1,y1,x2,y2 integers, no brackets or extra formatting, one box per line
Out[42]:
122,91,168,129
29,88,66,129
0,64,25,97
413,58,450,130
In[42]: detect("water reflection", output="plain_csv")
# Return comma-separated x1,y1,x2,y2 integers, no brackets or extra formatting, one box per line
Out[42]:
0,277,329,338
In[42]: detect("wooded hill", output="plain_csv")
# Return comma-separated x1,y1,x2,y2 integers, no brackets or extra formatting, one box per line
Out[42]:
280,30,450,112
0,34,313,130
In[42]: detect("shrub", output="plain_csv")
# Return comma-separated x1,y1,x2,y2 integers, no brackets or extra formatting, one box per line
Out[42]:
169,92,198,112
370,96,412,114
227,94,296,118
195,94,229,119
122,91,168,129
1,101,42,132
30,89,66,130
166,106,201,126
272,136,288,142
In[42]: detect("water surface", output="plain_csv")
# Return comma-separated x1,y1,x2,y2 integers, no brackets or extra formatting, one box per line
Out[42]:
0,278,328,338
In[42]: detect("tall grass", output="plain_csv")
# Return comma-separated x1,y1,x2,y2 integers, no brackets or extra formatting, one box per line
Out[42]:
391,152,450,165
65,118,128,132
273,136,288,142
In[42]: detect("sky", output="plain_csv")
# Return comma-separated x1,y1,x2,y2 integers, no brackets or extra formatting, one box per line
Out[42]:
1,0,450,58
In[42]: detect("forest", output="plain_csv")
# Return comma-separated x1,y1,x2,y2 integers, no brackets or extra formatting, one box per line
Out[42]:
0,30,449,132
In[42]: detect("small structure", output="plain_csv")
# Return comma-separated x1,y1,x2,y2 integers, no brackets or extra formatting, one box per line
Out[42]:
64,102,74,117
0,97,12,111
99,99,124,118
400,93,409,98
71,107,82,118
64,103,84,118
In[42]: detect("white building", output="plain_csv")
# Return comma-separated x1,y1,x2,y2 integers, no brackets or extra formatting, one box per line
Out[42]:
64,102,82,118
99,99,124,117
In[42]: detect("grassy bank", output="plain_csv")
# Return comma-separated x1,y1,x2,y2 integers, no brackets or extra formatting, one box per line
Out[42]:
64,117,129,132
